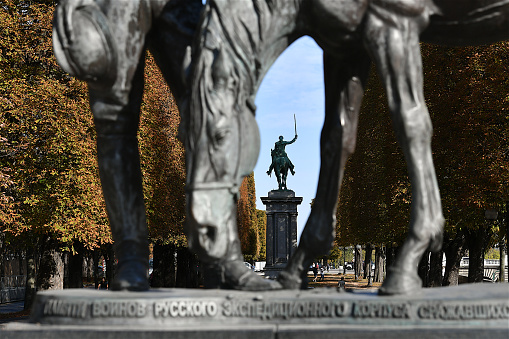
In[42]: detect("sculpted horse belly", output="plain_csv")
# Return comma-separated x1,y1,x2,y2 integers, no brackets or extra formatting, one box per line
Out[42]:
422,0,509,45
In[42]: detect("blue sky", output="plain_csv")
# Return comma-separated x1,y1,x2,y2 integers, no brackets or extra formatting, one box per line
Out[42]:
253,37,324,241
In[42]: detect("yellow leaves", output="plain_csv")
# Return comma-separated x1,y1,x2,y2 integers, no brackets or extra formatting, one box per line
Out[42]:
140,53,186,243
0,0,111,248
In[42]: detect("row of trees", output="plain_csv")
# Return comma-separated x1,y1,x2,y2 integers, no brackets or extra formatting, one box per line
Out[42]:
335,42,509,285
0,0,266,303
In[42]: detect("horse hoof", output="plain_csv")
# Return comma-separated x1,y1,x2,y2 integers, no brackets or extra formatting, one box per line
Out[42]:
223,261,282,291
110,261,149,291
277,271,305,290
378,267,421,296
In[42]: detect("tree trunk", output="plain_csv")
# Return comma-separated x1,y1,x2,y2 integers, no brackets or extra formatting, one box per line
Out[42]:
66,241,84,288
442,230,467,286
151,243,177,287
24,244,38,310
374,246,385,282
354,245,362,280
18,250,25,276
104,244,115,288
36,237,64,291
0,236,5,281
428,250,443,287
176,247,200,288
386,244,399,271
500,242,506,283
363,244,373,279
84,249,94,282
93,249,100,289
468,241,484,283
418,250,430,287
467,227,492,283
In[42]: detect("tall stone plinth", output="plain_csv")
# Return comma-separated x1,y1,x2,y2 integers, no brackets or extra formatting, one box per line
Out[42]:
261,190,302,278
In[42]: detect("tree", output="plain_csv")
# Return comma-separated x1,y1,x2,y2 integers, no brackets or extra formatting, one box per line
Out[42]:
237,172,260,261
1,0,111,294
336,65,410,249
421,42,509,283
136,51,190,287
256,209,267,261
139,53,187,246
336,42,508,285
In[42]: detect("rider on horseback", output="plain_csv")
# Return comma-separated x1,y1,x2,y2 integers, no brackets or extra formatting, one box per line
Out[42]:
267,134,297,190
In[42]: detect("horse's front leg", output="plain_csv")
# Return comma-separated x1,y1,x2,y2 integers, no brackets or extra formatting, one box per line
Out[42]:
363,11,445,295
54,0,153,290
279,50,371,289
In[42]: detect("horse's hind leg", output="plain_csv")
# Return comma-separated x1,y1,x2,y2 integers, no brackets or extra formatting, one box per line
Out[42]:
279,50,371,289
363,12,445,295
275,169,283,190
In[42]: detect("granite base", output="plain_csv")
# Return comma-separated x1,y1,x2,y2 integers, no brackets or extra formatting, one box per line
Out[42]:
1,284,508,338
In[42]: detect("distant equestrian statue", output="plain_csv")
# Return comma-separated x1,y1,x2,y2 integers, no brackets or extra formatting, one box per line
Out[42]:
267,132,297,190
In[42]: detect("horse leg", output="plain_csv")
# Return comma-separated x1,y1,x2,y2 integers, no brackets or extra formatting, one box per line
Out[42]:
275,168,283,190
363,12,444,295
282,170,288,190
92,76,148,292
279,49,371,289
85,2,152,291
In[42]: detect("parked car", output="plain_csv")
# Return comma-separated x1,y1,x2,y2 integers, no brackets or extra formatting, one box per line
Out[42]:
344,262,353,270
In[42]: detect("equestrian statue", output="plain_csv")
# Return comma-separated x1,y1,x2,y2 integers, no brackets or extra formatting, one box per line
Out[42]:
53,0,509,295
267,116,297,190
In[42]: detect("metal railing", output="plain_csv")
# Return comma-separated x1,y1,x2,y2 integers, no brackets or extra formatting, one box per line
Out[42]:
0,275,26,304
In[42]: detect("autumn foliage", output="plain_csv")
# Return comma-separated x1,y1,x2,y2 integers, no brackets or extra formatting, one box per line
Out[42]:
336,64,410,248
1,0,110,250
0,1,189,252
237,172,262,261
336,43,509,250
139,54,187,246
1,1,263,264
422,43,509,228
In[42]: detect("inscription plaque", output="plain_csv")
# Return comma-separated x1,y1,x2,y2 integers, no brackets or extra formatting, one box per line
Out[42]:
30,285,509,329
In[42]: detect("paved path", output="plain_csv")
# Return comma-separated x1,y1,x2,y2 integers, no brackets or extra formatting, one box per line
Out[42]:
0,301,24,314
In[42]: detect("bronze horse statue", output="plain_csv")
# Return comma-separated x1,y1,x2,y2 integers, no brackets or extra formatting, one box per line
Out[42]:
53,0,509,294
268,151,292,190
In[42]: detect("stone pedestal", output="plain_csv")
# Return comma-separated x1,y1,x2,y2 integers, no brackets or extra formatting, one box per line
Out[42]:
2,284,508,338
261,190,302,278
